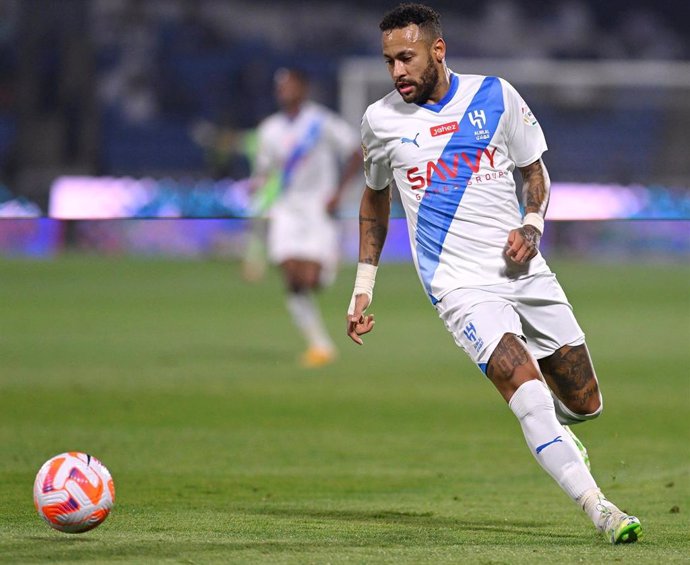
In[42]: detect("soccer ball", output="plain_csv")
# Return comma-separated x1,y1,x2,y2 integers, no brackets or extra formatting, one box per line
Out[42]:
33,452,115,533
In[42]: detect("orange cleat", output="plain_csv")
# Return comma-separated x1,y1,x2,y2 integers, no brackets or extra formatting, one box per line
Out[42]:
300,347,337,368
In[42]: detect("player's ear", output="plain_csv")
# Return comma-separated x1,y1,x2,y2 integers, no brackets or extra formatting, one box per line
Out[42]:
432,37,446,63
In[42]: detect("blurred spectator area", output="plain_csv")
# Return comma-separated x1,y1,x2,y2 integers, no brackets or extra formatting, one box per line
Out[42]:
1,0,689,208
0,0,17,182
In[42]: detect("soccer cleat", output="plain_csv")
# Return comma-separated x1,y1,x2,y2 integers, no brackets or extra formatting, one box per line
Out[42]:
579,488,641,544
300,347,337,368
603,511,642,544
563,425,590,470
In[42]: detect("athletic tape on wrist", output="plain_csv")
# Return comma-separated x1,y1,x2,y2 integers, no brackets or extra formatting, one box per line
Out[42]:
348,263,378,316
522,212,544,235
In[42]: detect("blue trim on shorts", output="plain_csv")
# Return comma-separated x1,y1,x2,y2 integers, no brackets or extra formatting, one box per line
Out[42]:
478,362,488,375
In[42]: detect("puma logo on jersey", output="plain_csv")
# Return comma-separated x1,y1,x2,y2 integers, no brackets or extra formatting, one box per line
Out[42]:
401,133,420,147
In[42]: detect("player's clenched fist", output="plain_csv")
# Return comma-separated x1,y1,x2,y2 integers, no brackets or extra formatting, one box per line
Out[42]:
506,225,541,264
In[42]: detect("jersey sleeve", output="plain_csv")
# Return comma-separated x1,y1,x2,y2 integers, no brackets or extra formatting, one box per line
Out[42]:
502,80,548,168
361,111,393,190
323,112,360,159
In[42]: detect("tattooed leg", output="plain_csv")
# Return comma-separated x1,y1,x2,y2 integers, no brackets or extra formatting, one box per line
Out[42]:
538,343,602,416
486,333,543,402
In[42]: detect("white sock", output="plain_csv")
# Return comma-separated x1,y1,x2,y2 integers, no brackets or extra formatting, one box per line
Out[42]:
578,488,623,531
509,379,597,501
286,292,334,351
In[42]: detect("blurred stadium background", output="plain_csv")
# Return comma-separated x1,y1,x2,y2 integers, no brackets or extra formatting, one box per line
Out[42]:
0,0,688,259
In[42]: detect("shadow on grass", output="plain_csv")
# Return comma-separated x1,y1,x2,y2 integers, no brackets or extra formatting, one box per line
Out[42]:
25,535,98,543
9,507,588,562
7,508,598,563
237,506,583,543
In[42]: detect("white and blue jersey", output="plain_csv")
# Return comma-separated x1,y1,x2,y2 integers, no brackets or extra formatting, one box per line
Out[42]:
362,72,551,303
256,101,360,216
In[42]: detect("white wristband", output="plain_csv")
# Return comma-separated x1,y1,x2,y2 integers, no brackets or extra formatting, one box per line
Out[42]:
348,263,378,315
522,212,544,235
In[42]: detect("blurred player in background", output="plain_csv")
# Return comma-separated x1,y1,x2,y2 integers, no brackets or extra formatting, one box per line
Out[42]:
347,3,642,543
253,68,362,367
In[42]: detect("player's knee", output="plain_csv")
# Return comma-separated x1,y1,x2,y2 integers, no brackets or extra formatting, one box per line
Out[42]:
304,273,320,290
286,280,303,294
587,392,603,419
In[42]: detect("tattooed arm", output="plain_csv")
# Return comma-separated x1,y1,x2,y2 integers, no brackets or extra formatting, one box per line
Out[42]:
346,185,391,344
505,158,551,264
358,185,391,266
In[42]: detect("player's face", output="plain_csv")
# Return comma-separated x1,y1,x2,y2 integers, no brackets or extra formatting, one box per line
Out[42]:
382,24,443,104
275,71,307,110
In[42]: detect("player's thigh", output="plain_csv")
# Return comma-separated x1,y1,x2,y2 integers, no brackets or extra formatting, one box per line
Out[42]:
268,209,338,281
435,288,523,375
513,274,585,360
280,259,322,289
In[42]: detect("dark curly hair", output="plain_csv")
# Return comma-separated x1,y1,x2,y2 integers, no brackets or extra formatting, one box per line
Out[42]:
379,3,443,40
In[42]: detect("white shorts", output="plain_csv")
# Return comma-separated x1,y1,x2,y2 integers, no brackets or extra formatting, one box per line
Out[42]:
268,206,339,285
435,273,585,374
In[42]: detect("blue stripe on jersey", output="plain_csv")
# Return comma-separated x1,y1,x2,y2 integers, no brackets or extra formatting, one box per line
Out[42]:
415,76,505,304
281,118,324,189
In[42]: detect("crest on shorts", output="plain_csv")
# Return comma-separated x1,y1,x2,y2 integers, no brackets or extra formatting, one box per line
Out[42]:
463,322,485,352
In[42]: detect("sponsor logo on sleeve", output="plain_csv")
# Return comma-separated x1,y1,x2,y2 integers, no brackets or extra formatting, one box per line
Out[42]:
522,106,538,126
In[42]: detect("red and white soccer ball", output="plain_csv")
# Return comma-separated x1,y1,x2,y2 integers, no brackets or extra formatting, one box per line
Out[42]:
33,452,115,533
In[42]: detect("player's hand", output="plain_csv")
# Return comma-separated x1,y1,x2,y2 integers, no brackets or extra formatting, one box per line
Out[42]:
506,225,541,264
347,294,375,345
326,194,340,217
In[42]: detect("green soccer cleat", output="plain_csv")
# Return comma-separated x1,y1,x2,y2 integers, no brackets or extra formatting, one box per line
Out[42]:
563,425,590,470
604,512,642,544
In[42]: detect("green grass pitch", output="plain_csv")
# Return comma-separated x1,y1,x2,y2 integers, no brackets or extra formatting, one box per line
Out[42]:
1,255,688,563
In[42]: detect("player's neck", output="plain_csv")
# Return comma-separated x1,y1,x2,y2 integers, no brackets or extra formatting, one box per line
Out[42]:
284,101,306,120
427,67,451,105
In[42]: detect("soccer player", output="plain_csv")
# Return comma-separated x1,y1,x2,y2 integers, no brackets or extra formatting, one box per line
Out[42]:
254,68,362,367
346,3,642,543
